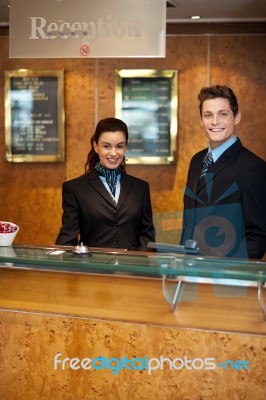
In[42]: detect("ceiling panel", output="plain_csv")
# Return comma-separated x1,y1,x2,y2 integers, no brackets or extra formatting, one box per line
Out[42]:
0,0,266,26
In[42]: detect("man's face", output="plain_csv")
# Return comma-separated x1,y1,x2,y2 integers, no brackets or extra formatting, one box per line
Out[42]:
200,97,241,149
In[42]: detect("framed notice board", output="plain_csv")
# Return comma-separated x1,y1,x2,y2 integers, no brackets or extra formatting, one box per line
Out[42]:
4,70,65,162
115,69,178,165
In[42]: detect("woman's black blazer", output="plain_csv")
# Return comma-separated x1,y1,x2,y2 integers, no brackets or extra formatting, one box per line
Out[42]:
56,170,155,251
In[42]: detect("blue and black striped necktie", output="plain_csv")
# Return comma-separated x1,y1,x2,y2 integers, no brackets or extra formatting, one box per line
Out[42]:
200,152,214,178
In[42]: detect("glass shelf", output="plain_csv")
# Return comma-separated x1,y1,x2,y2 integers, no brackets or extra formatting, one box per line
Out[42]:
0,245,265,318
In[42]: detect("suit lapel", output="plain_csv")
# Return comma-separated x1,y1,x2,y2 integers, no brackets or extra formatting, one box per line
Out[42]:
116,173,133,210
193,152,206,194
197,139,242,195
87,170,117,208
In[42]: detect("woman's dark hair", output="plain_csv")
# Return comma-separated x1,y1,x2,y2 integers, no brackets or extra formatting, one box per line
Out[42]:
198,85,239,117
85,117,129,173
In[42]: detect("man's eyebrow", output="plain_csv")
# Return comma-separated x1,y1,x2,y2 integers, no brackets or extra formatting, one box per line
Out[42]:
203,109,230,113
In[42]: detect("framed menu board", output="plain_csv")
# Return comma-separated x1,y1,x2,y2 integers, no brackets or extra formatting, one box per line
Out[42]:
4,70,65,162
115,69,178,165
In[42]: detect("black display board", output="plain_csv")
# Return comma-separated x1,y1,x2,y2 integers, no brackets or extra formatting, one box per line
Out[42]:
116,70,177,165
5,70,65,162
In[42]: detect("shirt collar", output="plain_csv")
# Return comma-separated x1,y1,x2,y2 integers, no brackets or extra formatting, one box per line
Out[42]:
209,136,237,162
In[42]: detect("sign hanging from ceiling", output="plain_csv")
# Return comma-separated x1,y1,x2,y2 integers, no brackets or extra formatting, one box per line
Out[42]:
9,0,166,58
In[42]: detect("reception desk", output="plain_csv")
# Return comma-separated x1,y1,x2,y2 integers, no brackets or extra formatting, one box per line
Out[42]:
0,245,266,399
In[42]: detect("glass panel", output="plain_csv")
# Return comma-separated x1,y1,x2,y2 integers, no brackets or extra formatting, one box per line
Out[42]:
0,245,265,283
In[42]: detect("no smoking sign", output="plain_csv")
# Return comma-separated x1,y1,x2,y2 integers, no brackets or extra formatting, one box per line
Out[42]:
80,45,90,56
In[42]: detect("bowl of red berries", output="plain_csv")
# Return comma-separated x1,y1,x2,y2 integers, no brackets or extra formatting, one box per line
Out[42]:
0,221,19,246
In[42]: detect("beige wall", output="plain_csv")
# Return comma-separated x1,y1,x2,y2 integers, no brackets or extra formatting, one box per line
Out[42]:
0,33,266,245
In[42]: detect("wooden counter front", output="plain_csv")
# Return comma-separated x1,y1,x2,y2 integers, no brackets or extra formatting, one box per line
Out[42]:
0,266,266,399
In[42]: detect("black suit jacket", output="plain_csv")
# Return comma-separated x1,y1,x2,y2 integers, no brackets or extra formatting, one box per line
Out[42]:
180,139,266,259
56,170,155,251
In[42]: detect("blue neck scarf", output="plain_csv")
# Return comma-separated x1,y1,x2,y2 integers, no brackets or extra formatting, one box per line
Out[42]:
94,162,121,196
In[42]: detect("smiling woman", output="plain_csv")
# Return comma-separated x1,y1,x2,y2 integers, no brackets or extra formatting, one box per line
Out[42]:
93,131,127,170
55,117,155,250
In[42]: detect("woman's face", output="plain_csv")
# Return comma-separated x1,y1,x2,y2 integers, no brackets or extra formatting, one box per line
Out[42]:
93,131,127,169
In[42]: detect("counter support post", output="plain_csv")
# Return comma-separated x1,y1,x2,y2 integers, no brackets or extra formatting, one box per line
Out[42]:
258,281,266,320
162,275,184,312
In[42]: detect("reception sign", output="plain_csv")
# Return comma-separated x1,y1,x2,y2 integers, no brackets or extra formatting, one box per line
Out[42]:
9,0,166,58
5,70,65,163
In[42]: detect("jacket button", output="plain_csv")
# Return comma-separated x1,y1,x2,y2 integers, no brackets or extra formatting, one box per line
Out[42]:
112,239,117,245
113,224,117,229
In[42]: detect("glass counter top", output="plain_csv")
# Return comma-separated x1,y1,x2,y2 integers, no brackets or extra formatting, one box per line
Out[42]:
0,244,265,282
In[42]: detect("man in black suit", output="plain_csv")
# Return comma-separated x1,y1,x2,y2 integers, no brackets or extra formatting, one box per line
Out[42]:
180,85,266,259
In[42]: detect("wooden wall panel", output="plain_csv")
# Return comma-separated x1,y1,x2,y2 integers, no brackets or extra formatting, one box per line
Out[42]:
209,35,266,158
0,256,266,399
0,34,265,245
0,311,266,400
